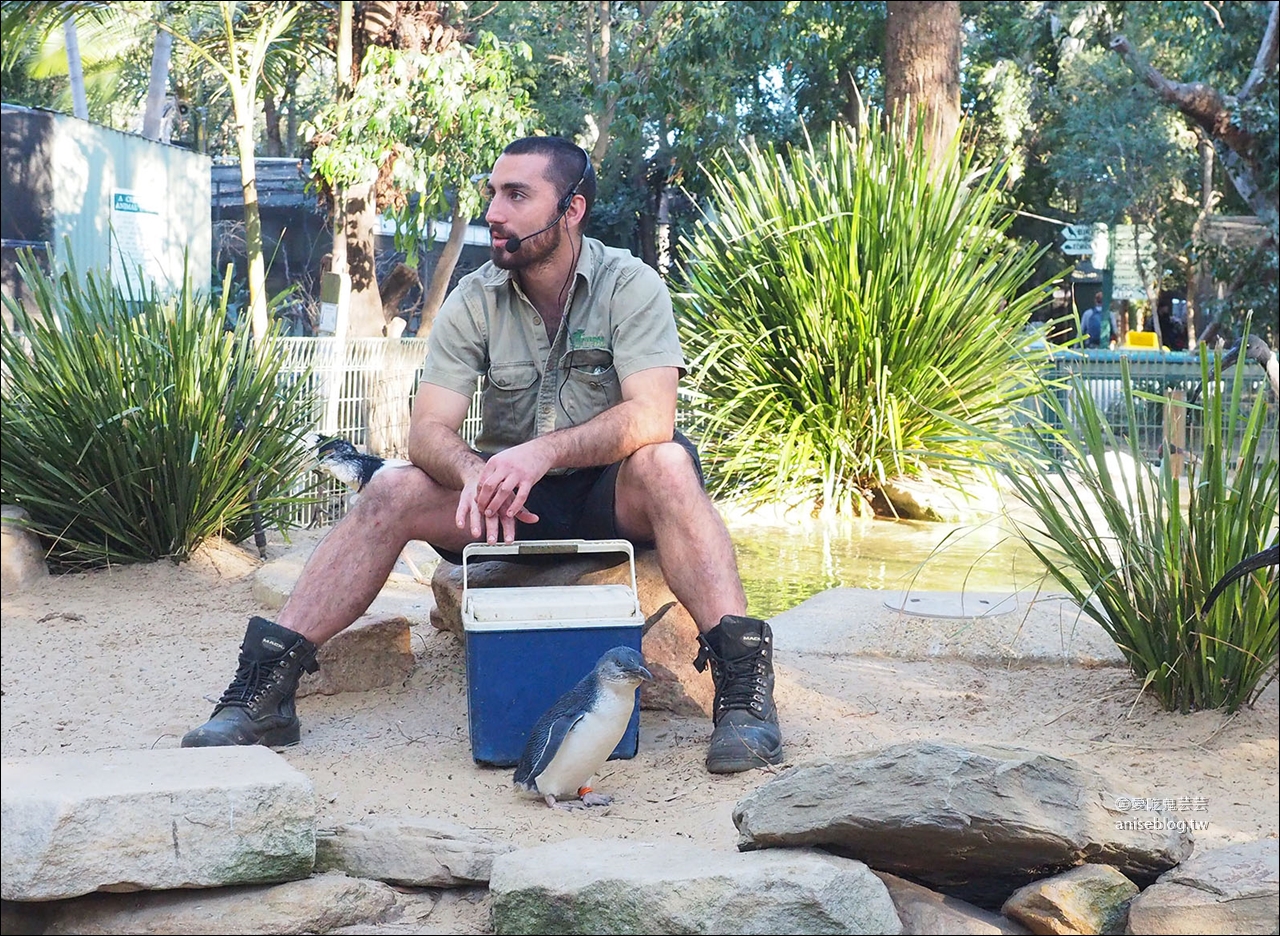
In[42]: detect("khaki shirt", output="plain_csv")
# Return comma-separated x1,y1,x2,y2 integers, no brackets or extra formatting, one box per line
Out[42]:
422,237,686,454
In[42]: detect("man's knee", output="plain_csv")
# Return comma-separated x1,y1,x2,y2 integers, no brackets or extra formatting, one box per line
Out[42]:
624,440,701,493
349,464,442,519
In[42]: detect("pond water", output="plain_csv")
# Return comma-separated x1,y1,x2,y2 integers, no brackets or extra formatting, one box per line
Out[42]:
728,516,1049,619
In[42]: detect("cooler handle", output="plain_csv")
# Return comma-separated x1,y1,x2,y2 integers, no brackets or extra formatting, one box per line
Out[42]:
462,539,637,599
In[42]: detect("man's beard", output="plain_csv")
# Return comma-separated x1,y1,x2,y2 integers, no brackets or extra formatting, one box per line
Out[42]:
489,220,563,270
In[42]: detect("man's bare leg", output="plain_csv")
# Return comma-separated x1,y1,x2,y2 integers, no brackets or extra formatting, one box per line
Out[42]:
614,442,783,773
182,465,470,748
281,466,469,645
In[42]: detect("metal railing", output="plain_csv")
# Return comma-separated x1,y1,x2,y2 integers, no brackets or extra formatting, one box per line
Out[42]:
1040,348,1277,467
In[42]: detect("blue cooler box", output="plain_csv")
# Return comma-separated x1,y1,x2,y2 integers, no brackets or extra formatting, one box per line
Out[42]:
462,540,644,767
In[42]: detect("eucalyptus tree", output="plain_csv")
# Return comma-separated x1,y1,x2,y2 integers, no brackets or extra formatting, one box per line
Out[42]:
1109,0,1278,339
305,1,532,336
148,2,308,340
885,0,961,164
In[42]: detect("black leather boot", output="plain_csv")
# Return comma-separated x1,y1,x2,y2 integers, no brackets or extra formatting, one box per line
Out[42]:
181,617,319,748
694,615,784,773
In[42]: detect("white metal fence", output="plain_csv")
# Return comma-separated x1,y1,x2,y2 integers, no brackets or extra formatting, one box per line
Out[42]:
278,337,480,527
280,338,1276,528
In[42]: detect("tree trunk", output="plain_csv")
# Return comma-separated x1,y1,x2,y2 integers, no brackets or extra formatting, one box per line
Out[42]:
140,29,173,141
235,117,269,340
263,93,283,157
284,69,299,156
421,199,470,324
344,180,386,337
884,0,961,166
1189,134,1216,349
63,18,89,120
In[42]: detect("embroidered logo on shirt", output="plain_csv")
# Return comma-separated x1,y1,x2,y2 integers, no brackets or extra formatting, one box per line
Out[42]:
570,328,607,350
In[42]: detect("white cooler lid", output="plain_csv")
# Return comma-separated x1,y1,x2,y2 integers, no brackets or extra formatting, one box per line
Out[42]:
464,584,639,626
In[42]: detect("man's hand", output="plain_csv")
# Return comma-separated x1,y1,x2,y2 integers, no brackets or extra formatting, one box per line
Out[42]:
456,439,551,543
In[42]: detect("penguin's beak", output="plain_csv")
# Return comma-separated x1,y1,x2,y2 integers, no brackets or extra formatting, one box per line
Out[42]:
636,664,653,682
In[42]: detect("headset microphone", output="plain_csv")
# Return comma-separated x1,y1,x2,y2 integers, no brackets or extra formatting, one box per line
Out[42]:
503,203,571,253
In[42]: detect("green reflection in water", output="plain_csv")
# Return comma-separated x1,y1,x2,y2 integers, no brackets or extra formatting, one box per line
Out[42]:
729,518,1048,620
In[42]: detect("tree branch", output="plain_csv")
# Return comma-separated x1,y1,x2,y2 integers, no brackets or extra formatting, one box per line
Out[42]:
1238,0,1278,101
1109,32,1276,234
1109,35,1249,153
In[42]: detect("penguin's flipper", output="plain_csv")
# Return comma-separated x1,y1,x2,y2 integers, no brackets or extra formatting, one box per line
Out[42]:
514,709,586,789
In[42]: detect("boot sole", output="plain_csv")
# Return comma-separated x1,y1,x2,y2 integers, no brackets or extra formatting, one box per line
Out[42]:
180,722,300,748
706,741,784,774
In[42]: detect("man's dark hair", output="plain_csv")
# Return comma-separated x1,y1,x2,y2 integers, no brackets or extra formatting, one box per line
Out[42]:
502,136,596,223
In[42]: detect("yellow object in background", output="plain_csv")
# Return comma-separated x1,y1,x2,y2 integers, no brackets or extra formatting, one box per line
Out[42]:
1124,331,1159,349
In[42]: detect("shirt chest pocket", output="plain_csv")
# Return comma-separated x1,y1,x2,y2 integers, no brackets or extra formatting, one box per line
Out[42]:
558,348,622,425
480,361,540,448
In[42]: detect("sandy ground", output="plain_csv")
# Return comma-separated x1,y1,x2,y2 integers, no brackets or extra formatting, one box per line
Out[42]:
1,533,1276,932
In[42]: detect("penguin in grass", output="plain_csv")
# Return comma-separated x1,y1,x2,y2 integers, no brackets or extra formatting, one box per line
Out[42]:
514,647,653,809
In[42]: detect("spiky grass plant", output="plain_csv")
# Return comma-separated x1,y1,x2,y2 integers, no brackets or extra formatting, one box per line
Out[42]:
1,255,316,570
675,118,1054,515
983,352,1277,713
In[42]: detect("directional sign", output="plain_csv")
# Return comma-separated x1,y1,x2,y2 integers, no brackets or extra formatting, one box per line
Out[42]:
1061,223,1092,254
1111,224,1156,301
1060,222,1109,261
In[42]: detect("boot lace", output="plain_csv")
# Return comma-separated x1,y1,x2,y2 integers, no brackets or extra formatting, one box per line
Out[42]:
695,644,768,718
218,657,278,709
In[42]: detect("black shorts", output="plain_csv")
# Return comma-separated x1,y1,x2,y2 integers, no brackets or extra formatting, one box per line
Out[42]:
430,431,704,565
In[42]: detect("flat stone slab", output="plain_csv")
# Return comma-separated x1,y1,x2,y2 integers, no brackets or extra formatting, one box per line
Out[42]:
772,588,1126,666
315,815,513,886
1125,839,1279,935
1,747,316,901
490,837,902,934
733,742,1193,909
873,872,1031,935
42,871,399,935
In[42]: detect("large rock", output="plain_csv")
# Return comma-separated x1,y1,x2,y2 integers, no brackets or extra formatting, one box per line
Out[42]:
42,872,398,935
298,614,416,697
1,747,315,901
874,872,1031,935
1125,839,1278,935
431,550,712,716
1002,864,1138,935
1,505,48,596
314,815,512,886
489,837,902,935
732,742,1194,909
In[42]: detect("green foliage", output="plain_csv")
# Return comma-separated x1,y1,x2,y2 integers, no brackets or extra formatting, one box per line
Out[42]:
305,33,532,266
0,255,316,570
675,117,1054,516
983,351,1277,714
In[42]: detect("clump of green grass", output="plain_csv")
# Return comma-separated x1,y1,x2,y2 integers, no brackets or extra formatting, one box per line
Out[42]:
982,350,1277,713
1,254,316,570
675,117,1054,516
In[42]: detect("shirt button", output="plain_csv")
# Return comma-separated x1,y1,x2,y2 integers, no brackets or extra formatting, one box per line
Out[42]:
533,315,542,325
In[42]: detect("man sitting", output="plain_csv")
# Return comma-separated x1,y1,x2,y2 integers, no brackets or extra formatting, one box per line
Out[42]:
182,136,784,775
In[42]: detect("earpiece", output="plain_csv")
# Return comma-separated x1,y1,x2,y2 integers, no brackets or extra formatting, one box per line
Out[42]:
558,146,592,212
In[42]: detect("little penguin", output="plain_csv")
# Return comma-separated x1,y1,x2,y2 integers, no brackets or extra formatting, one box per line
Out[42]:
514,646,653,809
307,433,409,507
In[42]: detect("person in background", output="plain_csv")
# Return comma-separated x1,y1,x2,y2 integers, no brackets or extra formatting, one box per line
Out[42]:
1081,291,1114,349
